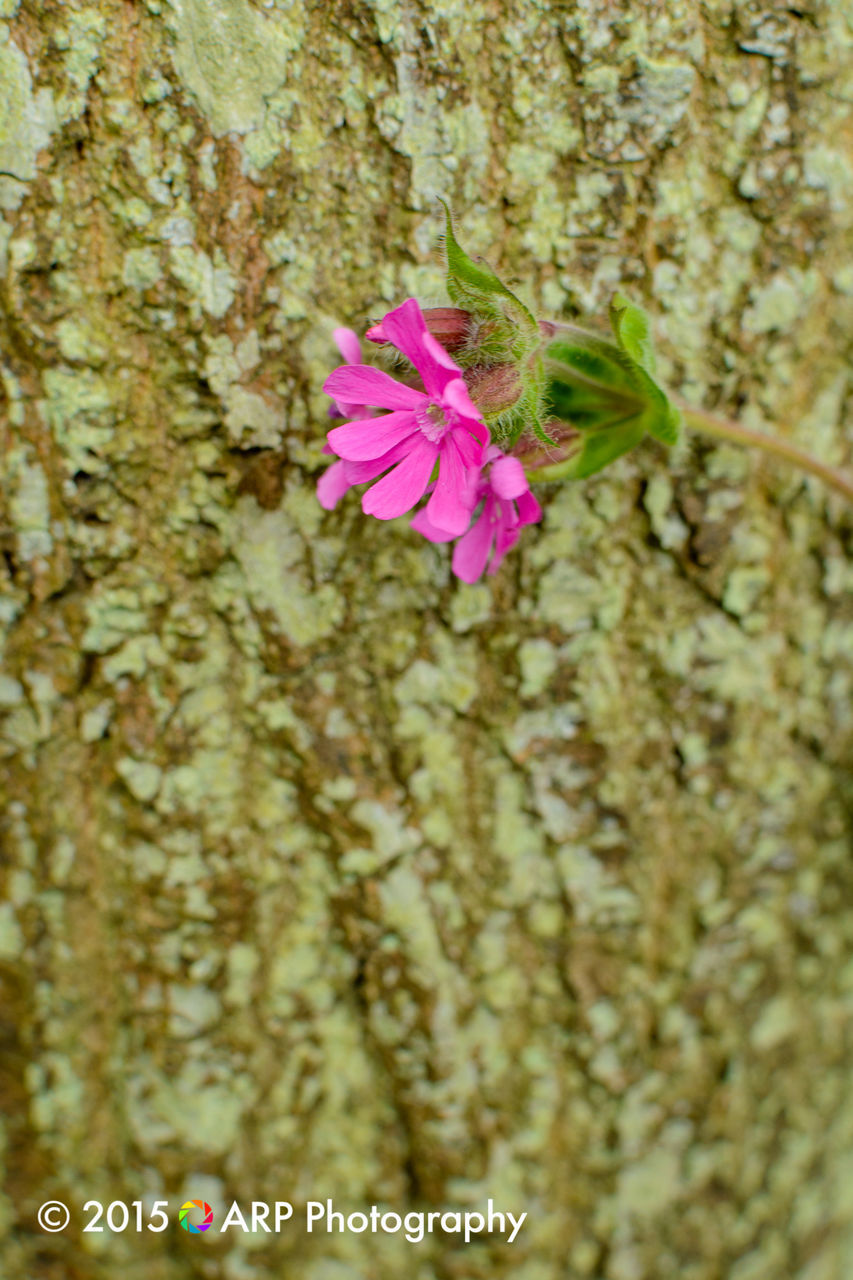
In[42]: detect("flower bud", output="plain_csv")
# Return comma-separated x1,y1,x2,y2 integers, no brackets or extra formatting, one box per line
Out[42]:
367,307,473,352
464,363,524,416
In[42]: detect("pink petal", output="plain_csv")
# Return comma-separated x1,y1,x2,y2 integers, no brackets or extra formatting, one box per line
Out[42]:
490,454,528,500
516,490,542,526
450,422,488,471
362,437,439,521
451,500,495,583
410,507,458,544
324,365,427,411
488,535,520,575
426,435,478,536
442,377,486,435
327,411,419,461
317,460,351,510
422,331,459,371
380,299,458,400
333,327,362,365
343,438,417,485
329,400,374,421
365,320,386,344
489,504,522,573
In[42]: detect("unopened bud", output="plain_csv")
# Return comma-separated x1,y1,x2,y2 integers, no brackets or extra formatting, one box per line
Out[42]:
421,308,474,351
367,307,473,352
464,364,523,415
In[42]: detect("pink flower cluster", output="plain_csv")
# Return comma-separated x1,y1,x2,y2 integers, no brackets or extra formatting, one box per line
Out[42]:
317,299,541,583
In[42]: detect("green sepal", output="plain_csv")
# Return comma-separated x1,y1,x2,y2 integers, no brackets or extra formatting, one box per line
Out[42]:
439,199,538,355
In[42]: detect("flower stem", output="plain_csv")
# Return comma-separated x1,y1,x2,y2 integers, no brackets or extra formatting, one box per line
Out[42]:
677,401,853,502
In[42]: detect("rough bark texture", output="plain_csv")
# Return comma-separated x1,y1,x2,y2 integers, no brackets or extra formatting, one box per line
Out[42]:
1,1,852,1277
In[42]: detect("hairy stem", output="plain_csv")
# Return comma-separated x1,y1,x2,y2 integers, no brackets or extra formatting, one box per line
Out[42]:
677,401,853,502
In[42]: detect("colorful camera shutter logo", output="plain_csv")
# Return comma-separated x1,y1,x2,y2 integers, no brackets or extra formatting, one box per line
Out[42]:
179,1200,214,1233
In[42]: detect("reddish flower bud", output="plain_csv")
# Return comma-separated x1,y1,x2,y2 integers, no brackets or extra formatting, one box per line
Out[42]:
421,308,474,351
464,364,524,416
367,307,473,352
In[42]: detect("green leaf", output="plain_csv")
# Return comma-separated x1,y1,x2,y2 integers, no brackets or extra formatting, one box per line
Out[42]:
610,293,656,374
530,420,646,482
628,364,681,446
544,326,682,449
569,420,647,478
647,395,682,446
608,293,681,444
439,199,538,347
546,331,648,405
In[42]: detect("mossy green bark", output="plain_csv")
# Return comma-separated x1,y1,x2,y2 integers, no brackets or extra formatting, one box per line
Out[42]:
1,1,852,1277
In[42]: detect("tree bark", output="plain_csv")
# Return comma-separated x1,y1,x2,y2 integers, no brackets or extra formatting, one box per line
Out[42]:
1,1,852,1277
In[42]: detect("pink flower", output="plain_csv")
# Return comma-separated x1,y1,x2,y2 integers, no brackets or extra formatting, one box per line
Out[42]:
317,328,378,510
411,446,542,583
327,328,373,420
321,299,489,535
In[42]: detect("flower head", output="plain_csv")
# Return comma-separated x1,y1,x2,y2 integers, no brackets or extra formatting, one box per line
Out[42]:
327,327,374,420
321,299,489,535
411,446,542,583
317,327,379,511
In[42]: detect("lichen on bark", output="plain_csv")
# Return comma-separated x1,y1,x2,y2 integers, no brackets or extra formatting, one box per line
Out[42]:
0,1,852,1278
